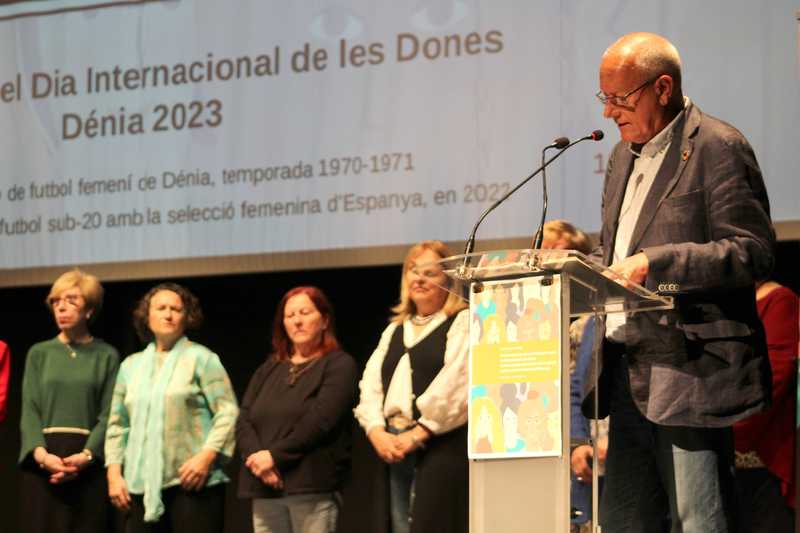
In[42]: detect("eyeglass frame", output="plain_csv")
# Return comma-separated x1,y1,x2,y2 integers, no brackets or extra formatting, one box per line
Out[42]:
48,294,84,308
595,74,662,107
408,264,445,280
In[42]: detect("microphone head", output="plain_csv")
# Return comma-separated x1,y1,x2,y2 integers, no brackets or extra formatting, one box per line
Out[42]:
552,136,570,149
591,130,604,141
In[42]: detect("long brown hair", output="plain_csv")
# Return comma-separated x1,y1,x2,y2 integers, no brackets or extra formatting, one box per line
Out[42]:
271,286,340,361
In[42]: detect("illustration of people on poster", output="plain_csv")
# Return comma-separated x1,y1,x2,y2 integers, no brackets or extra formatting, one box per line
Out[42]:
469,275,562,459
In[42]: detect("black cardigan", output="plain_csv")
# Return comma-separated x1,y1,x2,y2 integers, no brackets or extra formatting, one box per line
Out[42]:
236,350,358,498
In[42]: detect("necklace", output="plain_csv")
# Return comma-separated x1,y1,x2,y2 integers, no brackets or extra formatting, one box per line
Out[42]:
287,357,320,386
59,336,93,359
411,313,436,326
65,343,77,358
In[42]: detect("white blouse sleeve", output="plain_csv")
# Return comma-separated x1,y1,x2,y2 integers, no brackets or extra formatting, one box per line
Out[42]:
353,322,398,434
416,309,470,435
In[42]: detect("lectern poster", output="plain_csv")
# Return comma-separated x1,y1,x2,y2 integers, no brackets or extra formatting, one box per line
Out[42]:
468,276,562,459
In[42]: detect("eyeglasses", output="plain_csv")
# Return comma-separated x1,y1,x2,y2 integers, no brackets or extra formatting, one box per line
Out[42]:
408,266,443,280
595,75,660,107
49,294,83,308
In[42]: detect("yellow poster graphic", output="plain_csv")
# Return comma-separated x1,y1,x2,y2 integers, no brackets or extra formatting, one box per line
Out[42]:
468,276,562,459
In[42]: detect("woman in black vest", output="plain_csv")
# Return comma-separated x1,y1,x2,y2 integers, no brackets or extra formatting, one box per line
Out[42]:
354,241,470,533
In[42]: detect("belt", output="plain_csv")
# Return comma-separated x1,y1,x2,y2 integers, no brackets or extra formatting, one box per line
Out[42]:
386,414,416,431
43,427,90,435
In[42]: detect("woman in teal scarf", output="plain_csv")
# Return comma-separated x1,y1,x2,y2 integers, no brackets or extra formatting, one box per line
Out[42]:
105,283,239,533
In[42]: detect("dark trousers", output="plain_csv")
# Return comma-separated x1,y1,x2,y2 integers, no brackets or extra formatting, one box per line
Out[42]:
410,426,468,533
126,484,225,533
19,433,111,533
734,468,795,533
600,352,736,533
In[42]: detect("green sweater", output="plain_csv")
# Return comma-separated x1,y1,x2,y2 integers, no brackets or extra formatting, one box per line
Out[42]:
19,337,120,463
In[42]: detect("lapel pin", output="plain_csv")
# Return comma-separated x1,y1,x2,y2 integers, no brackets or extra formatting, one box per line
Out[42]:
682,149,690,161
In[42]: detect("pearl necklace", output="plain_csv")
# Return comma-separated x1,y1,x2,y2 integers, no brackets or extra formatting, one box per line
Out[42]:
411,313,436,326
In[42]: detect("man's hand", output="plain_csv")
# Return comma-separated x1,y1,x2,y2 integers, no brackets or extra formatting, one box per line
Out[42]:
571,445,594,483
571,437,608,485
610,252,649,286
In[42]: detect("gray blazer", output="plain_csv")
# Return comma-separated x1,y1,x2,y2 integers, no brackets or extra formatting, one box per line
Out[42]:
587,101,775,427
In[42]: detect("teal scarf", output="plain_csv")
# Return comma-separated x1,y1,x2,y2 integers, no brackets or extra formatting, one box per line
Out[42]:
125,336,187,522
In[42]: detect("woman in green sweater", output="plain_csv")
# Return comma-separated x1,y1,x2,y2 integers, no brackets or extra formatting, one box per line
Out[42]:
19,268,120,533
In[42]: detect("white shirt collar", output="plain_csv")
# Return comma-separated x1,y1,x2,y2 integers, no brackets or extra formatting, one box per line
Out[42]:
629,96,690,159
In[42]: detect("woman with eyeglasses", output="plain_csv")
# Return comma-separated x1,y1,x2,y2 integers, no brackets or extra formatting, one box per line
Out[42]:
19,269,120,533
354,240,470,533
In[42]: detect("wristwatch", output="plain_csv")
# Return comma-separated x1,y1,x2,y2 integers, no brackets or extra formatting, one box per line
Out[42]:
82,448,94,464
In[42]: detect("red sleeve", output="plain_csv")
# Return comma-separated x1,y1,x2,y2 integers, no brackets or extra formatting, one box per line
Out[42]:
734,286,799,502
0,342,10,423
759,287,800,404
734,288,799,443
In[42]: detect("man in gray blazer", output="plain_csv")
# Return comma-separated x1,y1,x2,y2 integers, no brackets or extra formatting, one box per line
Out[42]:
586,32,774,532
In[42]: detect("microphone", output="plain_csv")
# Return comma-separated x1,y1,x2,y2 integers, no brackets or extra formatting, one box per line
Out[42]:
461,130,605,262
531,137,571,249
530,130,605,249
548,136,570,149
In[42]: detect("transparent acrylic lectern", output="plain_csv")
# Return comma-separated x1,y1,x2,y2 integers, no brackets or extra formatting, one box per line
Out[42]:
429,249,673,533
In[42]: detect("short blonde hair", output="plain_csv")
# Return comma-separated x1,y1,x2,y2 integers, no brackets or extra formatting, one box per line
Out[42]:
46,269,104,320
390,240,467,324
542,220,593,255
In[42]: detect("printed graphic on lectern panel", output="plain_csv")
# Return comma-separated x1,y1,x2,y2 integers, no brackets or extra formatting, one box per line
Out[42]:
468,277,562,459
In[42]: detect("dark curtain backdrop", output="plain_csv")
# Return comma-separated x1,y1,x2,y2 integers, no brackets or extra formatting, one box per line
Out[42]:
1,240,798,532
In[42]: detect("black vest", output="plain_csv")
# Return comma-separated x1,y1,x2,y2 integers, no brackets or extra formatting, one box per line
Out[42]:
380,315,458,420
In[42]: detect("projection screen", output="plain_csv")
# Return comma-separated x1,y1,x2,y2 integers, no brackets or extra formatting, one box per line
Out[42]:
1,0,798,287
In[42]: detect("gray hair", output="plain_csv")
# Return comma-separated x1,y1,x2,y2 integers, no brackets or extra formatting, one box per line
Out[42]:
605,32,683,89
633,39,682,88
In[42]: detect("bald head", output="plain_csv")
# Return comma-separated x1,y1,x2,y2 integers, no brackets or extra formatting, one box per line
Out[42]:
603,32,683,99
599,32,685,143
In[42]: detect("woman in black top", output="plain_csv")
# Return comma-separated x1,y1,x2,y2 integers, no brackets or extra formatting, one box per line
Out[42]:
236,286,358,533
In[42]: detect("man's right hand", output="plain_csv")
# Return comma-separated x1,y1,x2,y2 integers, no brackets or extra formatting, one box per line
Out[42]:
571,437,608,484
571,444,594,483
